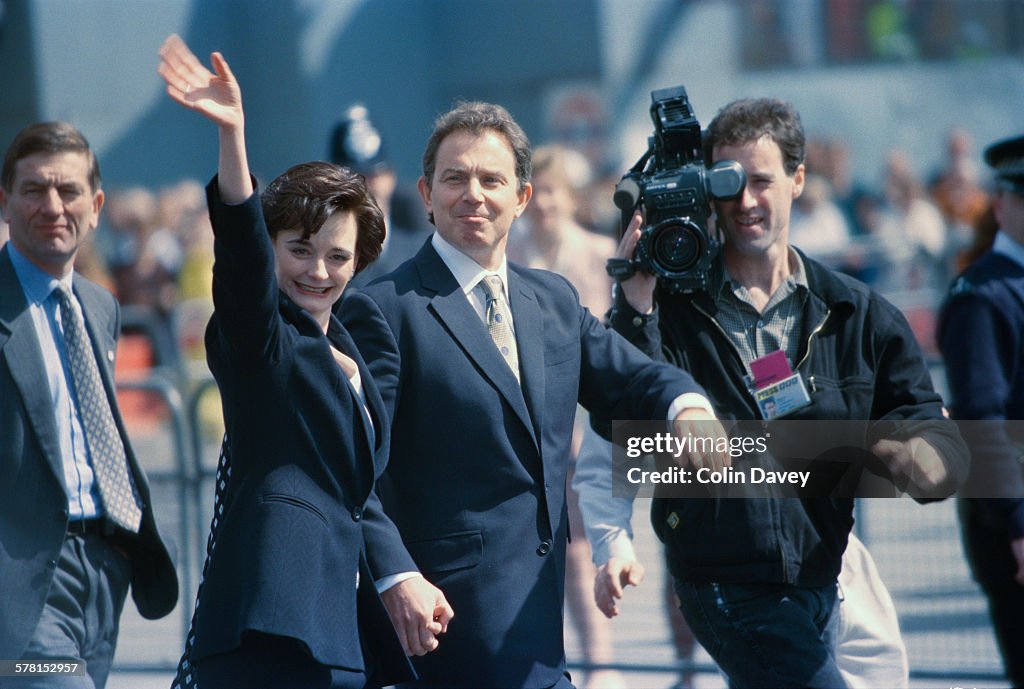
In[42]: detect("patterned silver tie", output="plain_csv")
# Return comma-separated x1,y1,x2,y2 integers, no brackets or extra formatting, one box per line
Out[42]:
480,275,520,381
55,285,143,533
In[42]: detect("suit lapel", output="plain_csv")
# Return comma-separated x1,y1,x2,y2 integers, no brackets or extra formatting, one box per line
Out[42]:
416,246,539,452
0,249,64,481
330,321,383,460
73,276,117,382
507,269,545,452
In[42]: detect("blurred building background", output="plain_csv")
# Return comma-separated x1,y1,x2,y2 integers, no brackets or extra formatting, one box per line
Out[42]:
1,0,1021,191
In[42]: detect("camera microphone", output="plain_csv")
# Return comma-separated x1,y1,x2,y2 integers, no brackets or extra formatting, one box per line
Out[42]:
613,178,641,211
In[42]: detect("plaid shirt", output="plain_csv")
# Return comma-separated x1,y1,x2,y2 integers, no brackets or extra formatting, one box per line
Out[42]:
714,249,809,376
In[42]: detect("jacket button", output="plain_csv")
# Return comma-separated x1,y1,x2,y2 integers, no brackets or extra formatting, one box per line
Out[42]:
351,507,363,522
536,540,551,556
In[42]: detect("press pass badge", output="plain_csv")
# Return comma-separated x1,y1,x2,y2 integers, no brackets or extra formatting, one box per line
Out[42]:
748,350,811,419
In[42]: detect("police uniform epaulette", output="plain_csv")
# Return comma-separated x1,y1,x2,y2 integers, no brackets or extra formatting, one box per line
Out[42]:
948,275,974,297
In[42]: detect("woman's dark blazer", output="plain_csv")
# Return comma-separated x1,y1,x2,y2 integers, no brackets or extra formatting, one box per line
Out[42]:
190,178,412,685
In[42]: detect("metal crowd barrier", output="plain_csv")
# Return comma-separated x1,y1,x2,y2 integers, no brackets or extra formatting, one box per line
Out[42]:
113,370,192,672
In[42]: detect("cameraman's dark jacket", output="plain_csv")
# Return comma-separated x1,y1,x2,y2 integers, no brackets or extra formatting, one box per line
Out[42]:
605,250,968,586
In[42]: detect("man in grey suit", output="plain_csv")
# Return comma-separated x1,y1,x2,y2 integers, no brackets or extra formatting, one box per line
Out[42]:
0,122,177,688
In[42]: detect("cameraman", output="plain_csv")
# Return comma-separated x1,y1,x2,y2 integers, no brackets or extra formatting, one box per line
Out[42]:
593,98,967,688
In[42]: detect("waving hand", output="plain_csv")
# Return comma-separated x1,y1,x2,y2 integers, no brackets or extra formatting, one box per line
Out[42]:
158,34,243,130
158,33,251,203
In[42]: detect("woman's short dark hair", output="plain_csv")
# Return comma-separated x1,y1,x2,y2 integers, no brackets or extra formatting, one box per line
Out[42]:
703,98,805,176
261,161,385,273
2,121,101,192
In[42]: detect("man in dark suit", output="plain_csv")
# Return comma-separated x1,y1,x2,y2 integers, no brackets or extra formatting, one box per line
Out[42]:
0,122,178,688
342,101,716,688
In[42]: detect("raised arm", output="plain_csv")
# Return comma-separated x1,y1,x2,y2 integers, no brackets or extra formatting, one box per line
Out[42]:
158,34,252,204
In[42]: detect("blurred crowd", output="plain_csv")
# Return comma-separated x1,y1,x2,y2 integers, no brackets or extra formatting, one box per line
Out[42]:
789,127,993,296
0,124,994,456
0,127,995,365
66,179,213,321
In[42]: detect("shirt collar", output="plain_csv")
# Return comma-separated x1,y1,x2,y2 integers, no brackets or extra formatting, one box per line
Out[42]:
431,232,510,296
993,231,1024,270
718,247,808,299
789,249,809,288
7,242,73,306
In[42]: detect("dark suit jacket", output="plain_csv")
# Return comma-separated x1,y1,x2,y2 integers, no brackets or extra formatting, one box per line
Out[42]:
938,249,1024,533
341,240,703,688
190,181,413,685
348,224,432,289
0,244,178,660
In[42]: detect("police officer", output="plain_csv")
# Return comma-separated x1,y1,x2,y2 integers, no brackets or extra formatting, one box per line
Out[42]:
329,105,430,287
938,133,1024,688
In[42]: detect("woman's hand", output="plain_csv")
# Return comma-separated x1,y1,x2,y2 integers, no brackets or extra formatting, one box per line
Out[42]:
158,34,243,133
158,33,252,203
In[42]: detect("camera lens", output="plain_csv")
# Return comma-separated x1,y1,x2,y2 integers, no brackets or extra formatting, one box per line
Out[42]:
650,220,705,274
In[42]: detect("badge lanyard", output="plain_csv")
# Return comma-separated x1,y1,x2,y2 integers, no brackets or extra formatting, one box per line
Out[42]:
730,290,812,420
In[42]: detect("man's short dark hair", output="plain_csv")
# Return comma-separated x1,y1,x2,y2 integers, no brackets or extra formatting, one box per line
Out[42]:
422,101,532,194
704,98,805,176
2,121,101,192
261,161,386,274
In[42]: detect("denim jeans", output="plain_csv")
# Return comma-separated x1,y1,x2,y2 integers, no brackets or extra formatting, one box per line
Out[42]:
674,579,848,689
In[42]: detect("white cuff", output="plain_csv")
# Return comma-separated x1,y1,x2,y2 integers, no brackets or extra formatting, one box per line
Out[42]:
375,570,422,594
667,392,716,420
592,530,639,566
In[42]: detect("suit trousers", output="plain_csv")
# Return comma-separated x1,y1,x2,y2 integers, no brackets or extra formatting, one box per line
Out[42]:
16,532,132,689
959,499,1024,687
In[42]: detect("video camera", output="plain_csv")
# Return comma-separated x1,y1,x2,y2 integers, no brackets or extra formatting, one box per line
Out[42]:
606,85,745,293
